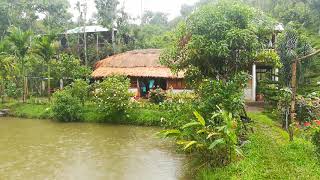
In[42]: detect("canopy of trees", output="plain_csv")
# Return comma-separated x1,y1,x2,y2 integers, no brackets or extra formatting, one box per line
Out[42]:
161,1,278,81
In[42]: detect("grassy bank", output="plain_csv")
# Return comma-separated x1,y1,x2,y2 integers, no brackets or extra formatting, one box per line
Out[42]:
0,101,167,126
197,112,320,179
0,101,51,119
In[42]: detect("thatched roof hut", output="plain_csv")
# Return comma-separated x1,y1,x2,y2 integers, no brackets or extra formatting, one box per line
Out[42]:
92,49,184,79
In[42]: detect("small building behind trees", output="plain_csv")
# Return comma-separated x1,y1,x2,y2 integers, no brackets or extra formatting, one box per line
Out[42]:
92,49,186,97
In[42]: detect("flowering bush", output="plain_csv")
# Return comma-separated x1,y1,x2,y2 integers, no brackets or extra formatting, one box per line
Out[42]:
296,93,320,124
93,75,130,119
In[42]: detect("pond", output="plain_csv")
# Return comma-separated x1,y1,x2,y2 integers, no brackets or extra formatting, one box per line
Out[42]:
0,117,187,180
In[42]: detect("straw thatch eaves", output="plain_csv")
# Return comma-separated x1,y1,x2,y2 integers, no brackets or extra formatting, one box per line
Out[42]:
92,49,184,79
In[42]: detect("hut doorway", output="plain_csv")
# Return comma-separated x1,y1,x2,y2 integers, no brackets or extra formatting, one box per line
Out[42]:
138,78,167,97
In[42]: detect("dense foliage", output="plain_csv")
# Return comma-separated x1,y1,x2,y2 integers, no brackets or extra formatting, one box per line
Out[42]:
93,75,130,119
66,79,90,105
149,87,166,104
296,93,320,123
51,89,83,122
160,1,275,81
197,73,249,119
160,110,243,167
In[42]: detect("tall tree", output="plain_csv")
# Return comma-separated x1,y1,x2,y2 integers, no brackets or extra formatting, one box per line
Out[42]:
33,34,57,98
141,11,168,26
95,0,119,27
37,0,72,32
161,1,276,81
95,0,119,51
6,27,32,102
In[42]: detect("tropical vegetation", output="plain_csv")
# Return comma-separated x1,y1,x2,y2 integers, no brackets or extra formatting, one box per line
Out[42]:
0,0,320,179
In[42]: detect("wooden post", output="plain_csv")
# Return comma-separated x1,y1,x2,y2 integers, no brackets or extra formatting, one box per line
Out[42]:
252,64,256,102
136,78,140,97
48,65,51,100
289,59,297,141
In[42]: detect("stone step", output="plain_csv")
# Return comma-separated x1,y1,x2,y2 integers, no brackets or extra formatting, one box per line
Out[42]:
0,109,9,117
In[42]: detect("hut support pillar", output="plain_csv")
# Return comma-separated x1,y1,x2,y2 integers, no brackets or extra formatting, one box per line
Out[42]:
136,78,140,97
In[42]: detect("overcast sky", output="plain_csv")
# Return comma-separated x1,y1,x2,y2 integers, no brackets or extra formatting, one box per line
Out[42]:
68,0,198,21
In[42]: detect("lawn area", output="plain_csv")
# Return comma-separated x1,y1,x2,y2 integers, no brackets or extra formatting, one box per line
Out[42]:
198,112,320,180
0,101,165,126
0,101,51,119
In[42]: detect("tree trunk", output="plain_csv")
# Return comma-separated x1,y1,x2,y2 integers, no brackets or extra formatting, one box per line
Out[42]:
22,58,26,103
48,65,51,100
289,60,297,141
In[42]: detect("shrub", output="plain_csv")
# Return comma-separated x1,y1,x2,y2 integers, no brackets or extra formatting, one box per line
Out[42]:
296,93,320,124
149,87,166,104
4,82,22,99
255,78,292,128
197,72,249,119
311,126,320,154
159,92,197,128
93,75,130,119
67,79,90,105
51,89,82,122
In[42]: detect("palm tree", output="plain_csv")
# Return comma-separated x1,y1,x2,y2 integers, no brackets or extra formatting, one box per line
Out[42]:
6,26,32,102
33,33,57,99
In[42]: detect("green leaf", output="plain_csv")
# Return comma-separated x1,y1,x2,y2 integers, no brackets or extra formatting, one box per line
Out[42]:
158,129,181,138
176,140,189,145
197,129,207,134
211,112,220,119
217,126,226,132
235,146,243,156
207,132,220,139
183,141,197,150
208,138,225,149
182,122,202,129
193,111,205,126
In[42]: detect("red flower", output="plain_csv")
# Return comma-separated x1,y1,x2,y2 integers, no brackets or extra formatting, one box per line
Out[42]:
304,122,311,127
313,120,320,125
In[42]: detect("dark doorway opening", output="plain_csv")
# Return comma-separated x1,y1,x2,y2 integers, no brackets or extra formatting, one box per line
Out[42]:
138,78,167,97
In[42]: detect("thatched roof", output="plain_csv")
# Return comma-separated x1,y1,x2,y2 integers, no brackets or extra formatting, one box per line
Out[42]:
92,49,184,79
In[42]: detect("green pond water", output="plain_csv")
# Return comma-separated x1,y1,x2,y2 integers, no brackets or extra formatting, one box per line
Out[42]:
0,117,187,180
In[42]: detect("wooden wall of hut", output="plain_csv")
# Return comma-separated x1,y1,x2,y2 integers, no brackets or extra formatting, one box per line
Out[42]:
167,79,186,89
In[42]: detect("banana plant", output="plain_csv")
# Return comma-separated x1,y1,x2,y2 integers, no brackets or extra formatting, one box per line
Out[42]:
158,109,243,165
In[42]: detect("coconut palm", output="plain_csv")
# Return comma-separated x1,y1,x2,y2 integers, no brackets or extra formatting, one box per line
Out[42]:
33,33,58,99
6,26,32,102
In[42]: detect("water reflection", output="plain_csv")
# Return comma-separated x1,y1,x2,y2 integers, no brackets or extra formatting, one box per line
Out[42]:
0,118,186,180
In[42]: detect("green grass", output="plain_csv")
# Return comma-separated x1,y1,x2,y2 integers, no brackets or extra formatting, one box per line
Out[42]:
197,112,320,180
0,102,51,119
0,101,164,126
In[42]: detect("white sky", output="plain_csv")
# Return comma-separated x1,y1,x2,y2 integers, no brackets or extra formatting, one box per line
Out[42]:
68,0,198,22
